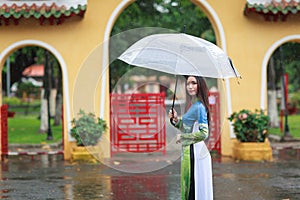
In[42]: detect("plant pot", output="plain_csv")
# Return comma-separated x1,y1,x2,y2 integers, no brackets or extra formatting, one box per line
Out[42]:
71,146,100,163
232,139,273,161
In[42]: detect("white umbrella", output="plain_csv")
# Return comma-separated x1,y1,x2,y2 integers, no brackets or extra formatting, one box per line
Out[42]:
118,33,241,125
118,33,241,79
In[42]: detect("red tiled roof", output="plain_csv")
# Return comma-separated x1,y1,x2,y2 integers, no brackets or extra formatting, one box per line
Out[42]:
244,0,300,21
23,64,44,77
0,0,87,25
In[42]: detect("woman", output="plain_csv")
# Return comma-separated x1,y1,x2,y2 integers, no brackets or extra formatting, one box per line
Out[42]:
169,76,213,200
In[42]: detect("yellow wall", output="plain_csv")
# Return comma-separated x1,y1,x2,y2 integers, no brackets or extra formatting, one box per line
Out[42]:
207,0,300,155
0,0,125,159
1,0,300,158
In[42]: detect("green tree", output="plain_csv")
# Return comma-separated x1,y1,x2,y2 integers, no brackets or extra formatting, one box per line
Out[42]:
267,42,300,127
281,43,300,93
270,42,300,94
109,0,214,91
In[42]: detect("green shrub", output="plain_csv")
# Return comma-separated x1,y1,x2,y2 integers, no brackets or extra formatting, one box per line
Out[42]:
70,110,107,146
290,91,300,109
17,81,40,98
228,109,270,142
3,97,21,105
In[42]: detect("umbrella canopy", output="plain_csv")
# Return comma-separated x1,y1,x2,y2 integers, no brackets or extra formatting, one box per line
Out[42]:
119,33,240,79
22,64,44,77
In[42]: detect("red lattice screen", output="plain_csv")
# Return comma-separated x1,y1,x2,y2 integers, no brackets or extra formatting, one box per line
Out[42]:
207,92,221,154
110,93,166,155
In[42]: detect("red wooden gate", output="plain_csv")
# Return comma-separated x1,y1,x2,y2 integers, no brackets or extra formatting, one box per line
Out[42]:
1,104,8,158
207,92,221,154
110,93,166,155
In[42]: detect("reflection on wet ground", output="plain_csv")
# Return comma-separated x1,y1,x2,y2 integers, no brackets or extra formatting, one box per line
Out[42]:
0,148,300,200
277,148,300,160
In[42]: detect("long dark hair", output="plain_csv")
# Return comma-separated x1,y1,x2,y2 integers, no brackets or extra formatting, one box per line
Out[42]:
185,76,210,127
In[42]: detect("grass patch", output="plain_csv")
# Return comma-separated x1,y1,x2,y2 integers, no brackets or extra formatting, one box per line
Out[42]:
8,115,62,144
269,114,300,139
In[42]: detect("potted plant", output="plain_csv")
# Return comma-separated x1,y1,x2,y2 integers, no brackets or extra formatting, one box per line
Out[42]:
70,110,107,162
228,109,273,161
228,109,269,142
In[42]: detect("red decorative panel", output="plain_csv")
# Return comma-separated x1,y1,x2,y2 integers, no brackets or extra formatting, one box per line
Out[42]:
207,92,221,155
110,93,166,155
1,104,8,156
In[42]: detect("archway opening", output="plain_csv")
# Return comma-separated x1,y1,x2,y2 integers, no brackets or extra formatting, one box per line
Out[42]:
107,0,224,167
2,46,63,154
267,42,300,140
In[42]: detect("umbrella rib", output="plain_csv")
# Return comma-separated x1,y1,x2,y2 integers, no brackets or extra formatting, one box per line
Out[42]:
130,34,171,64
186,35,225,78
228,58,240,78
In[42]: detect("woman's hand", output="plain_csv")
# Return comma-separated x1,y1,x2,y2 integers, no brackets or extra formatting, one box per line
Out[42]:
168,108,178,123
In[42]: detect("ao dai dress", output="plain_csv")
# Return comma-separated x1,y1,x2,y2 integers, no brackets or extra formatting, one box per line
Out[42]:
175,100,213,200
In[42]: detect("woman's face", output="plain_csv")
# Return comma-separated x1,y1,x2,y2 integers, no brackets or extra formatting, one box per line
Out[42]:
186,76,198,97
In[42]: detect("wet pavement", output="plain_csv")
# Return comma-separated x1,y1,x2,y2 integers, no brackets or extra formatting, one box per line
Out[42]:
1,144,300,200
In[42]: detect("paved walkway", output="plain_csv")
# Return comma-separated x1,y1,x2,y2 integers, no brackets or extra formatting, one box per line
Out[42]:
2,146,300,200
7,142,63,155
7,134,300,154
271,141,300,150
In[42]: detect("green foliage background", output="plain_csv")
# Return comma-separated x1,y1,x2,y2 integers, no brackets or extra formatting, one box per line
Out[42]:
109,0,215,91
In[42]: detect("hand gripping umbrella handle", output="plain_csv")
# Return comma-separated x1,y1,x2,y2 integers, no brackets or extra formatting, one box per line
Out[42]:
170,76,178,126
170,113,176,126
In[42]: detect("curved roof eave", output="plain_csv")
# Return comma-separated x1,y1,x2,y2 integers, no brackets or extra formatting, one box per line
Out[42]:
0,0,87,25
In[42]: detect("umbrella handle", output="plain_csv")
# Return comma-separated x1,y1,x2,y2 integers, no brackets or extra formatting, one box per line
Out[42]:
170,115,176,126
169,76,178,126
169,97,176,126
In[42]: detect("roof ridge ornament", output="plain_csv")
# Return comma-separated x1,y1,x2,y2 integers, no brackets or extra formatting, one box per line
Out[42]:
0,0,87,26
245,0,300,21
